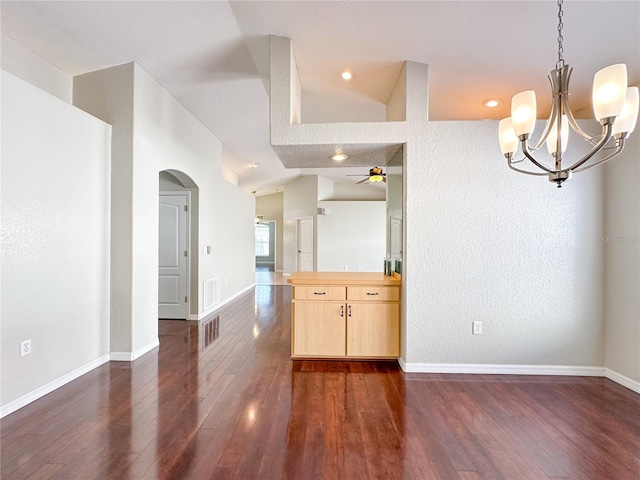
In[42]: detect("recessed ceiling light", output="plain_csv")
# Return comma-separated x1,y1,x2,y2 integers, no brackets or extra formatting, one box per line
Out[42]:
330,147,348,162
340,70,353,81
483,98,503,108
250,162,260,168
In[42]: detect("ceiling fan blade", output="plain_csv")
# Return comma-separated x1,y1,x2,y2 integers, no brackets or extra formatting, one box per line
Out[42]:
383,177,387,183
356,178,369,184
346,174,367,177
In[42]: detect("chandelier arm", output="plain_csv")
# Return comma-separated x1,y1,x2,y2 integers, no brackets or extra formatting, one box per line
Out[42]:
531,79,559,151
521,139,554,173
564,123,613,172
572,138,625,173
561,94,601,144
507,159,549,176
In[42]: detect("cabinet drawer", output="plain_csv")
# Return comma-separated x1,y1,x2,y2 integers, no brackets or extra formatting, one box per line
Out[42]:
347,286,399,302
294,286,346,301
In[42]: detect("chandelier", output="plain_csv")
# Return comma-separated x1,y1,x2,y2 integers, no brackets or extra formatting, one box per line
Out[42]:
499,0,639,187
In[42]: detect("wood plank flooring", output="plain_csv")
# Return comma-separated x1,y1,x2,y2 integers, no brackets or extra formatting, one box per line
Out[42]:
1,285,639,479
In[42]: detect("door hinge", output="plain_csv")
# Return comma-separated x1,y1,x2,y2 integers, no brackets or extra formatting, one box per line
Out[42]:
184,205,188,212
185,296,188,302
184,250,188,257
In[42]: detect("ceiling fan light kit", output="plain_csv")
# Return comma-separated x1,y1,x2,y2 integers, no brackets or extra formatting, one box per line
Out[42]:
347,167,387,184
498,0,639,188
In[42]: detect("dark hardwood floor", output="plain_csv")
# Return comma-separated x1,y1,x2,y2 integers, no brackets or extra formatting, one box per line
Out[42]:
2,285,639,479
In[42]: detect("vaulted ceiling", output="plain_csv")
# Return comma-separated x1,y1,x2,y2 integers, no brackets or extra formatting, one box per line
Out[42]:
2,1,638,193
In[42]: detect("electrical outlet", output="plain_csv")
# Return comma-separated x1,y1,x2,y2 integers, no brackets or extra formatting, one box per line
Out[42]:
472,321,483,335
21,339,32,356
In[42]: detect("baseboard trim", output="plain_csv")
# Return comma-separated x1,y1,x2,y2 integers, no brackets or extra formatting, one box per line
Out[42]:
399,362,606,377
110,338,160,362
189,283,255,322
605,368,640,394
0,353,111,418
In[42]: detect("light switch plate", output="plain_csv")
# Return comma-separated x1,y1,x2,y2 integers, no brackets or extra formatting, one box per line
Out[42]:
472,321,482,335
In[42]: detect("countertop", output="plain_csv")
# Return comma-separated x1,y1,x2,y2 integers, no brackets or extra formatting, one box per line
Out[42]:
287,271,401,286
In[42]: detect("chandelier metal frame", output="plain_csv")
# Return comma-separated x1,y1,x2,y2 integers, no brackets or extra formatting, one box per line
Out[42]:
500,0,638,187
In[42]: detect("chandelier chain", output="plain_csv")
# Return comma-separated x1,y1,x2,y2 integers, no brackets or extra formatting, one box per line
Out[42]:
556,0,564,70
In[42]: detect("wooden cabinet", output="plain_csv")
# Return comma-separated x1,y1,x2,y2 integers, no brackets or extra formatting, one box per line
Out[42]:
293,301,346,357
288,272,401,360
347,303,399,357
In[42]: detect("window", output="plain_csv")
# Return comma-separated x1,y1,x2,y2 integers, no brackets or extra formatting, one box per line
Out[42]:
255,224,270,257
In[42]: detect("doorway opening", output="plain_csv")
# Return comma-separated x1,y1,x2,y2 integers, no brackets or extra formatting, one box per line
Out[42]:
158,170,199,320
255,220,276,271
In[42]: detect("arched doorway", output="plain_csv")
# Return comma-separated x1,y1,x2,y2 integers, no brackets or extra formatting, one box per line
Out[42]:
159,170,199,319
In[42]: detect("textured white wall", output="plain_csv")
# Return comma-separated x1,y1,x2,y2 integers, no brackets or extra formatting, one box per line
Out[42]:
271,36,620,376
1,72,111,410
256,192,284,271
1,34,72,103
404,121,604,367
74,63,136,354
132,63,254,338
74,62,254,355
603,127,640,384
317,201,386,272
283,176,319,274
332,182,386,201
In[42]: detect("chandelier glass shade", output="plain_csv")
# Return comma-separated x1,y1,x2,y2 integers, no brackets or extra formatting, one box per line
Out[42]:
498,0,639,187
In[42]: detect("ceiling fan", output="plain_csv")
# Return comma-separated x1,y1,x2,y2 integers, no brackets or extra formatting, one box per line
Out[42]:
347,167,386,184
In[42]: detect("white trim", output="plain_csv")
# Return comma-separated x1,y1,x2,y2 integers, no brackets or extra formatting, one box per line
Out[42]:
188,283,255,322
399,362,606,377
110,338,160,362
282,272,291,277
0,353,110,418
398,357,407,371
605,368,640,394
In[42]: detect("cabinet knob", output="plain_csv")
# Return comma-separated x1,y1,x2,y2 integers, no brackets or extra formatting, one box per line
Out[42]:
366,292,379,296
348,305,352,317
313,292,326,295
340,306,344,317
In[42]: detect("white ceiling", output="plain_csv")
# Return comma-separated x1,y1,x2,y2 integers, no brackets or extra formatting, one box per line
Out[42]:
2,1,638,194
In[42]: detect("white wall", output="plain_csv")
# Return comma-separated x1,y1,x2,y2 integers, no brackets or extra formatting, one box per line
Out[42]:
283,176,319,274
74,62,255,354
133,64,254,318
603,126,640,386
256,192,284,271
1,34,72,103
404,121,604,369
332,182,386,201
271,40,608,374
1,72,111,414
73,63,137,355
317,201,386,272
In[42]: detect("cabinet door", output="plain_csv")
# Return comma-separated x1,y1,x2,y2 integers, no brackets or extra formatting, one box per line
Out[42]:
293,302,346,357
347,303,399,357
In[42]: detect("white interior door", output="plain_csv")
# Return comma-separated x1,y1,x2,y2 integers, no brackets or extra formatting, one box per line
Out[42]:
296,217,314,272
388,215,403,258
159,194,189,319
